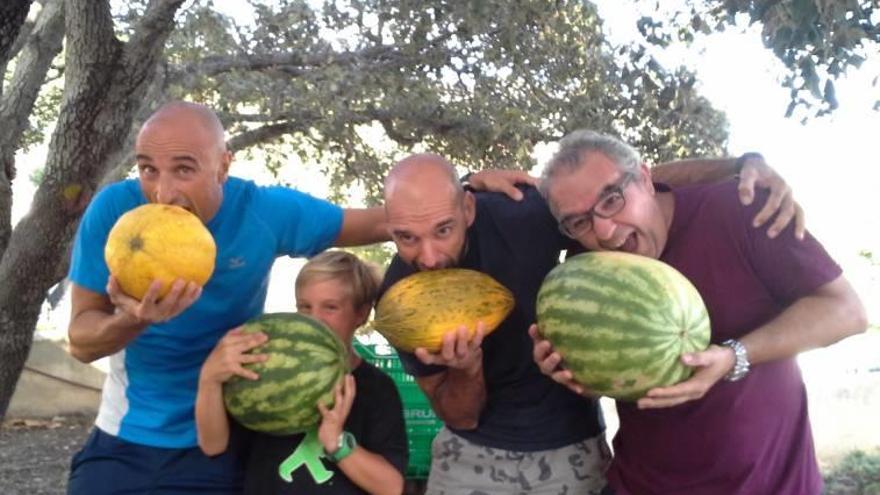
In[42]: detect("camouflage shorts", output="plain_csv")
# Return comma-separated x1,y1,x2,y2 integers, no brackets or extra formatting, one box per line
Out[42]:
426,427,612,495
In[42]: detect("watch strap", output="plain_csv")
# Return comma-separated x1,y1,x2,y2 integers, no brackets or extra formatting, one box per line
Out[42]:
722,339,750,382
324,431,356,463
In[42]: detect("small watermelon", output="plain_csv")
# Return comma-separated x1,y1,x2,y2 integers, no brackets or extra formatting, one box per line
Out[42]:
536,251,710,401
373,268,514,353
223,313,347,435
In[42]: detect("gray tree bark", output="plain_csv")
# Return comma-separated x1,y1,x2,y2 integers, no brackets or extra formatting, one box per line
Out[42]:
0,0,34,65
0,0,65,258
0,0,185,418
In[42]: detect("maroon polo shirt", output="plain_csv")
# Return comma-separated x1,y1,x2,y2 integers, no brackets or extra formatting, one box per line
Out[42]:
606,180,840,495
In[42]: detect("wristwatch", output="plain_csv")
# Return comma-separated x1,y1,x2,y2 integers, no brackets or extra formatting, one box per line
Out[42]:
460,172,475,192
324,431,357,463
721,339,750,382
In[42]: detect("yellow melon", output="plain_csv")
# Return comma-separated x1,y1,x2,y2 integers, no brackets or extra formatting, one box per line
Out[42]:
104,204,216,300
372,268,514,353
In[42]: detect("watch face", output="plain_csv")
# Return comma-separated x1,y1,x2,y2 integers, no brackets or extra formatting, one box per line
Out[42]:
342,431,356,449
329,432,356,462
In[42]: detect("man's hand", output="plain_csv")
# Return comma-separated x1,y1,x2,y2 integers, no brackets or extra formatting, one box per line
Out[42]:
466,169,539,201
199,327,269,385
529,324,597,398
636,344,735,410
318,375,356,454
414,324,485,374
736,155,806,239
107,276,202,324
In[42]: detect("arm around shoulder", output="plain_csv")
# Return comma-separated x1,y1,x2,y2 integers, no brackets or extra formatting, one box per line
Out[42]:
335,207,389,246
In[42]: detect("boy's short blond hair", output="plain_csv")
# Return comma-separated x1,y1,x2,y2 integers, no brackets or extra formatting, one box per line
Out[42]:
295,251,382,309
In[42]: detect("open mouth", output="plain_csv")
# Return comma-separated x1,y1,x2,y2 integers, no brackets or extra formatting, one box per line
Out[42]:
605,232,637,253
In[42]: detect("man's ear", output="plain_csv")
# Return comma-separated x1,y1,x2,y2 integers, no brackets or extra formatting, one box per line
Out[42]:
639,162,655,194
463,191,477,227
218,150,232,182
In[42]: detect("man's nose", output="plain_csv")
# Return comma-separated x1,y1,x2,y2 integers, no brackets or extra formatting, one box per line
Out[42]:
592,216,617,240
418,242,441,270
154,176,178,205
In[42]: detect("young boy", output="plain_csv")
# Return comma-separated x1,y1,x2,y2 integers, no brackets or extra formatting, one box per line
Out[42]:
196,251,407,494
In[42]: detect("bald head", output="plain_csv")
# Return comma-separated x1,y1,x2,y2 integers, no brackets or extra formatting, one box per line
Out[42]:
140,101,227,154
134,101,232,223
384,153,463,205
383,153,475,271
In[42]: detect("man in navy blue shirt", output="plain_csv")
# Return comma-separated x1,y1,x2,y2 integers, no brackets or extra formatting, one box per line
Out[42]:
379,152,802,494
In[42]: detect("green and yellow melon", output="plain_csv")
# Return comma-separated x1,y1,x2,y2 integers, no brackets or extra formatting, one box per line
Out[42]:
223,313,348,435
373,268,514,353
536,251,710,401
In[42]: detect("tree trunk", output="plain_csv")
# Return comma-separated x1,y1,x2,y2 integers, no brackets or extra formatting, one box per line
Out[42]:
0,0,33,65
0,0,65,258
0,0,184,419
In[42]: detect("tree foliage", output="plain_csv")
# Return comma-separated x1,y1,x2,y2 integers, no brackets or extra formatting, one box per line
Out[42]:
26,0,731,202
639,0,880,119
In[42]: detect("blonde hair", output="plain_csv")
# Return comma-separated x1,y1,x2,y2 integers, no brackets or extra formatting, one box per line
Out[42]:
295,251,382,309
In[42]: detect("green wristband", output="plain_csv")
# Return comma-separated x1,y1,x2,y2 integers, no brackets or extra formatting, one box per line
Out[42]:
324,431,356,463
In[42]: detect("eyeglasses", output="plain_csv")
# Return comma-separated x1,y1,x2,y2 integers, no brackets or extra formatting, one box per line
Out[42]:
557,173,635,238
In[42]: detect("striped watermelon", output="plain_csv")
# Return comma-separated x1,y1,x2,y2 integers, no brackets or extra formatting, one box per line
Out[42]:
223,313,348,435
536,251,710,401
373,268,514,353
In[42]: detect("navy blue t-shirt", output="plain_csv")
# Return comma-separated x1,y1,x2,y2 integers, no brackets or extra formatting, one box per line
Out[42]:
379,187,604,451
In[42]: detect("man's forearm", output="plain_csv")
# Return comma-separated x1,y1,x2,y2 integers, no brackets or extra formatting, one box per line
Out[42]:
741,277,867,365
68,310,148,362
420,367,486,430
652,158,736,187
335,207,389,246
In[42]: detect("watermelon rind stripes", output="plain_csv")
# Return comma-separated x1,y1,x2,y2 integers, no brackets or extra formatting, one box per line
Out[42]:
536,251,711,401
223,312,348,435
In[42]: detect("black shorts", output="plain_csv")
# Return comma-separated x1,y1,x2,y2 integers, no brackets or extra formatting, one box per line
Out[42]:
67,427,244,494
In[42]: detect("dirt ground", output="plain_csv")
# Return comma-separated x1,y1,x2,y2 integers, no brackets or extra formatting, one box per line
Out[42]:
0,415,432,495
0,415,93,495
0,412,873,495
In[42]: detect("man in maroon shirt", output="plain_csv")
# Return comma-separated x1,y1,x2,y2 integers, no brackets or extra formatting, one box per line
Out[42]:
532,130,868,495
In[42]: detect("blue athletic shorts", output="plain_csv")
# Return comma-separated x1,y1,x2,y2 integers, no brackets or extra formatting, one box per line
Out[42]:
67,427,244,494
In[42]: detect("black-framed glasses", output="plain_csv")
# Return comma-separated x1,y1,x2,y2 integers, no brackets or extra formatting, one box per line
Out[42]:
557,173,635,238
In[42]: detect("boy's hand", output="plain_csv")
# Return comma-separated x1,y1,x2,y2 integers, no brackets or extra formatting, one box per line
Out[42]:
199,327,269,385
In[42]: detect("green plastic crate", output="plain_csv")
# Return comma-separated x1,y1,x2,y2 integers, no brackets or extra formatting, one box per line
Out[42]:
354,339,442,479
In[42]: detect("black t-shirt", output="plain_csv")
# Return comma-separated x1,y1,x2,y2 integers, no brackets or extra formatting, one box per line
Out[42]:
379,186,604,451
233,360,407,494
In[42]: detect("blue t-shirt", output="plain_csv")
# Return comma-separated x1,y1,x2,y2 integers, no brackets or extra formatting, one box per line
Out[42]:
379,187,604,451
69,177,343,448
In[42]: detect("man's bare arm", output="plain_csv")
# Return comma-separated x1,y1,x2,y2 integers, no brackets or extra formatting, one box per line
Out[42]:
335,207,389,246
411,326,487,429
638,275,867,409
68,284,148,363
68,277,202,362
652,158,736,187
415,366,486,430
654,154,805,239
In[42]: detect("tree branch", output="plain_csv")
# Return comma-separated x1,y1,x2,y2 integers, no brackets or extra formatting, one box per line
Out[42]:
226,119,317,152
169,29,459,87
